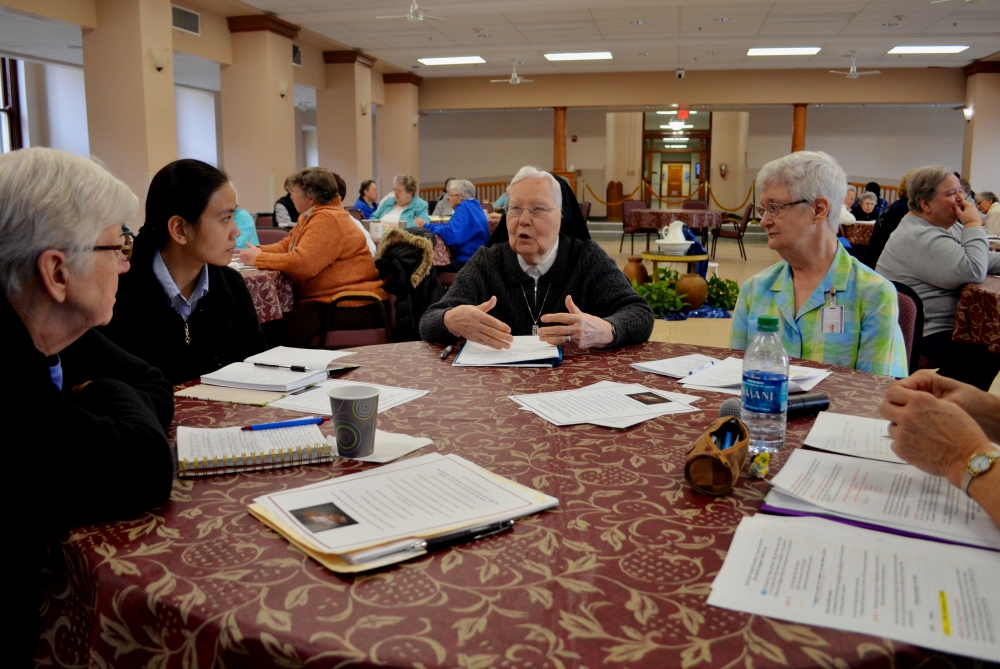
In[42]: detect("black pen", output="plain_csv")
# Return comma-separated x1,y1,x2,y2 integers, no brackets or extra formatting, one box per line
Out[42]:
254,362,308,372
439,345,453,360
417,519,514,552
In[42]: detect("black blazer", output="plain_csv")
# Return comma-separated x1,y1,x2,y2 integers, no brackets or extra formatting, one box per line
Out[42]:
101,256,267,385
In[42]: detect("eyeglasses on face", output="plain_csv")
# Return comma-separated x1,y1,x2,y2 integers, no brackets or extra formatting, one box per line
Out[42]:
755,200,810,218
505,205,557,219
93,232,134,261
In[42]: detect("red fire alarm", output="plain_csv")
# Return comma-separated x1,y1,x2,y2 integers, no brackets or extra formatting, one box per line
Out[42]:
571,135,577,142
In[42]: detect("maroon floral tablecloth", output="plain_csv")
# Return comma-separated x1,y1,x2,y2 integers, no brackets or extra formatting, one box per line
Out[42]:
242,269,295,323
626,209,723,231
952,274,1000,353
36,342,971,668
842,222,874,247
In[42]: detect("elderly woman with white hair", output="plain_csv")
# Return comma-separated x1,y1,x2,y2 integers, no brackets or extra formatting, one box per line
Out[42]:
415,178,490,269
419,166,653,349
369,174,430,228
730,151,907,377
852,191,880,221
0,148,174,662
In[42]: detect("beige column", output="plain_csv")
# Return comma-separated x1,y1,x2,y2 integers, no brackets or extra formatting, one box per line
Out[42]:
961,62,1000,187
553,107,567,172
317,51,375,195
82,0,176,220
709,111,749,214
604,111,643,203
377,73,421,192
791,104,807,153
219,16,298,214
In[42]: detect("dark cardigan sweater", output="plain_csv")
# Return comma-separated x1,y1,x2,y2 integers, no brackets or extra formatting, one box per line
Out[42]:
3,298,174,665
419,234,654,348
100,254,267,385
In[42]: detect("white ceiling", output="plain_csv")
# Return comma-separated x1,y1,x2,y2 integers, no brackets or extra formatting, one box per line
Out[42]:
242,0,1000,77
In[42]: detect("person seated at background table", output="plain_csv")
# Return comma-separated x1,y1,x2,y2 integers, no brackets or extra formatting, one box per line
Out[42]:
370,174,429,228
0,147,174,664
419,166,653,350
880,370,1000,526
415,179,490,270
433,178,456,217
876,166,1000,389
234,207,259,249
730,151,908,378
864,168,915,270
101,159,266,385
850,191,879,221
861,181,887,214
237,167,387,347
976,190,1000,236
839,188,857,226
274,188,300,229
334,172,376,256
843,186,856,211
354,179,378,220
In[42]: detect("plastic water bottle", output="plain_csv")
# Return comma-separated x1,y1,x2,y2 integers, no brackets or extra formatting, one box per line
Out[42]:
741,315,789,455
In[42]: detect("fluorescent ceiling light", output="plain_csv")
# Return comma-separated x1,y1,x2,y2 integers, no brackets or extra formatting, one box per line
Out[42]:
747,47,821,56
888,45,968,54
661,124,694,129
657,111,677,115
417,56,486,66
544,52,613,61
665,145,688,148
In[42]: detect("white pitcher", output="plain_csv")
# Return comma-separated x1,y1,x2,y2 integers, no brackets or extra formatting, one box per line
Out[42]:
659,220,687,243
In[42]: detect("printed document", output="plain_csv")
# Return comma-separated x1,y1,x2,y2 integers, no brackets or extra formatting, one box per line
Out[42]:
769,449,1000,550
678,356,831,394
454,336,560,367
269,378,428,415
630,354,720,378
244,346,355,371
709,515,1000,662
510,383,697,427
804,411,903,463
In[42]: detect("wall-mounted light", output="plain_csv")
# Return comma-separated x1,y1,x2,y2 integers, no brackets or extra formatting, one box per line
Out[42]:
412,115,420,127
151,49,170,72
278,80,289,98
963,107,974,122
360,102,370,116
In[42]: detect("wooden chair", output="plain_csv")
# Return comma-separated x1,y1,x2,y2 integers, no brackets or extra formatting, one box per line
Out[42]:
619,200,654,254
313,291,393,349
256,228,289,245
710,203,753,261
892,281,924,375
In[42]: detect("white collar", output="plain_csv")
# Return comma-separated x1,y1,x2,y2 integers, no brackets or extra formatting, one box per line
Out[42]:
517,238,559,282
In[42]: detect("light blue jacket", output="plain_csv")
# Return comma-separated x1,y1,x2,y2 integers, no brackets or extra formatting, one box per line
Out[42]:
370,195,430,228
234,208,259,249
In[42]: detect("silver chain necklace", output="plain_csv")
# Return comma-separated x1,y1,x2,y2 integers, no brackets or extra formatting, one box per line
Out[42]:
520,282,551,336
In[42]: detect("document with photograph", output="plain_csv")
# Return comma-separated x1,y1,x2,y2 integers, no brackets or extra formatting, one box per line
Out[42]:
767,449,1000,550
509,382,697,427
803,411,904,463
269,378,428,415
709,515,1000,662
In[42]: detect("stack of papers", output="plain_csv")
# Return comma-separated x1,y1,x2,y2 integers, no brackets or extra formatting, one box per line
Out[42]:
245,347,356,371
708,515,1000,662
200,348,357,393
630,354,719,378
803,411,903,463
269,378,427,415
454,336,561,367
510,380,700,429
248,453,558,572
678,356,831,396
762,449,1000,551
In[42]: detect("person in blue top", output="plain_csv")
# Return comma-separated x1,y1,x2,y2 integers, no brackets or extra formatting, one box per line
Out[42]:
354,179,378,219
415,179,490,270
233,207,259,249
370,174,429,228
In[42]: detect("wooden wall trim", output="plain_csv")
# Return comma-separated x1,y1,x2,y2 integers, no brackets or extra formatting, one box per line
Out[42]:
963,61,1000,77
227,15,299,39
383,72,423,85
324,50,377,68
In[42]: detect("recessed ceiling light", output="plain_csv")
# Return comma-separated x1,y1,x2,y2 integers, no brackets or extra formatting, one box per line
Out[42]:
630,19,645,25
707,51,719,55
881,22,898,27
417,56,486,65
477,33,491,38
888,45,968,54
544,52,613,61
639,52,651,56
747,47,821,56
715,17,730,22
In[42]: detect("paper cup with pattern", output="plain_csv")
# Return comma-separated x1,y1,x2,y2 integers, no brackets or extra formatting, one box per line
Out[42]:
328,385,380,458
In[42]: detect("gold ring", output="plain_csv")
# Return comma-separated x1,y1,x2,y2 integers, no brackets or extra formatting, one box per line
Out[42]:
565,335,571,343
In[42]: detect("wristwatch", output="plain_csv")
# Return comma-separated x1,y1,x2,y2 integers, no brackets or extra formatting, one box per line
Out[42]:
960,451,998,496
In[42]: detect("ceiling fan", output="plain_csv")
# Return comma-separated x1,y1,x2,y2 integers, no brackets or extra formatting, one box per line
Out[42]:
491,59,533,85
829,51,880,79
377,1,443,22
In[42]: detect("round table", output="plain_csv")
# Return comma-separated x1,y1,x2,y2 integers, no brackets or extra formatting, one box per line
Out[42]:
641,252,710,277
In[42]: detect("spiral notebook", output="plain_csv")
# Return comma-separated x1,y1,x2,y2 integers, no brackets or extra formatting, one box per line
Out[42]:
176,424,333,477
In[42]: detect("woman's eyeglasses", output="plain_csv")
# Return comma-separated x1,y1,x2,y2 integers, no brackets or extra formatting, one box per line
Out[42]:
755,200,809,218
93,232,134,261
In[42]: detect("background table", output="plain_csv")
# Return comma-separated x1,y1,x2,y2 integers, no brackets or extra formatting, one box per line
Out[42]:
842,222,874,247
626,208,723,235
952,274,1000,353
36,342,971,668
241,269,294,323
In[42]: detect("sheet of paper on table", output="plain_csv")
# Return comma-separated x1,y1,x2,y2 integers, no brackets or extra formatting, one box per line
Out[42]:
766,449,1000,550
453,336,561,367
518,381,703,428
678,356,831,395
245,346,356,371
328,429,432,464
251,452,558,560
803,411,903,463
510,382,698,427
228,261,256,271
708,515,1000,662
630,353,720,378
268,378,428,415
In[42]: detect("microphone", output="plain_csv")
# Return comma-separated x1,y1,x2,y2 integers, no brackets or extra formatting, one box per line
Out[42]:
719,393,830,419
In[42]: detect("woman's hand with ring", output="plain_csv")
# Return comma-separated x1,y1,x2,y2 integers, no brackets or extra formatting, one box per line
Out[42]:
538,295,614,349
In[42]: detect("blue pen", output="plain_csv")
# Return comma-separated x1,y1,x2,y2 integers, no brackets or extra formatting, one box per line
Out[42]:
242,416,328,431
721,432,734,450
687,361,715,375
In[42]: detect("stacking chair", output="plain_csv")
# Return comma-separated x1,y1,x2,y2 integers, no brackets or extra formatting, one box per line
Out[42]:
579,201,591,222
256,213,275,227
313,292,394,349
891,281,924,375
681,201,709,210
710,203,752,261
256,228,289,245
481,202,493,214
346,206,365,220
619,200,653,254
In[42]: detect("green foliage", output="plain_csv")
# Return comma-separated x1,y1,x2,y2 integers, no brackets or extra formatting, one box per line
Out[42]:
705,276,740,310
633,278,686,317
655,268,681,288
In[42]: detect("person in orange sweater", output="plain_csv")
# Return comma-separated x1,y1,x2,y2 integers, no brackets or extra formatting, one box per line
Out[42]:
236,167,388,346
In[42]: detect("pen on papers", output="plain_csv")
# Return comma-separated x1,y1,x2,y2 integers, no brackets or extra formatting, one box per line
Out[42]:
416,519,515,552
687,361,715,376
440,345,454,360
254,362,309,372
241,416,328,431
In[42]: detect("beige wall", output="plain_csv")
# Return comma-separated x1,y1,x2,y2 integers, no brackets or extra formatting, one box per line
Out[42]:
1,0,95,28
171,6,231,64
709,112,749,214
419,69,966,111
963,73,1000,188
317,61,373,194
293,42,324,89
377,82,419,193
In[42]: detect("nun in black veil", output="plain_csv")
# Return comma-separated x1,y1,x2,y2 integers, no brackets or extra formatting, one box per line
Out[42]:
486,173,591,246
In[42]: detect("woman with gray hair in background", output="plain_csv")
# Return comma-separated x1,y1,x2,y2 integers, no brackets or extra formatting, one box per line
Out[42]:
852,191,880,221
415,178,490,270
0,148,174,664
370,174,430,227
730,151,907,377
876,166,1000,389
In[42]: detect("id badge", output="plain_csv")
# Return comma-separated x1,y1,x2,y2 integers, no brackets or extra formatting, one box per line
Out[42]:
821,305,845,334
